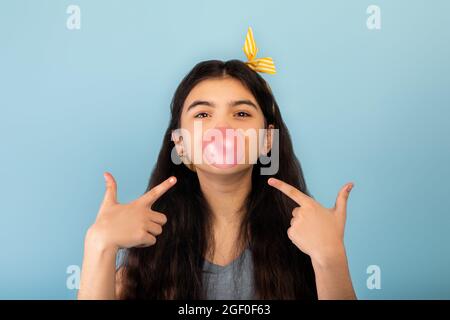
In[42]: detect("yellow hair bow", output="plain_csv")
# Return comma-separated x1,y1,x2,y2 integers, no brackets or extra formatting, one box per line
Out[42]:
243,27,276,74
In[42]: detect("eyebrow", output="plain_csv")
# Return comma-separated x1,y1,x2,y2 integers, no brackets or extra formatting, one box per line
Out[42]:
186,99,258,112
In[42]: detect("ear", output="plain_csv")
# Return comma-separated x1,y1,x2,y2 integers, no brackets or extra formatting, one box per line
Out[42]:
171,130,184,152
261,124,275,155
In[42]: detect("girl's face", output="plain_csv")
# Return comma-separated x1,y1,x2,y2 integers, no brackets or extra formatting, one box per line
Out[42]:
174,76,273,175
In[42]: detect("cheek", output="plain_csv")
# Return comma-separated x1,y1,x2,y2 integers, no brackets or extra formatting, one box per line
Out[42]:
245,134,260,164
245,121,267,163
179,115,198,155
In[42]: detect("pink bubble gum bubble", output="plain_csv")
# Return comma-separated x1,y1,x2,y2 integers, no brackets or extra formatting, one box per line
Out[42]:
202,127,245,169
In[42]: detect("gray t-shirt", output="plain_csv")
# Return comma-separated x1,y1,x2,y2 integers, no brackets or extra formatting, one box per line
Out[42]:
202,247,256,299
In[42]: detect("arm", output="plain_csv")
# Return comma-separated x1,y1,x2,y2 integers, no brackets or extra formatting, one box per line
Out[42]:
268,177,357,300
77,228,119,300
77,172,176,300
311,246,356,300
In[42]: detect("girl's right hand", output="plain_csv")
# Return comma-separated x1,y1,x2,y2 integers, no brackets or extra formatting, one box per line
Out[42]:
86,172,177,252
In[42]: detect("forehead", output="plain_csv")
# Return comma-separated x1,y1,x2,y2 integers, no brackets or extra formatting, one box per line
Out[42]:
184,77,257,106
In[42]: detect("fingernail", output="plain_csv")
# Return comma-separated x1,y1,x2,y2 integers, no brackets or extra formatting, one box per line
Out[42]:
347,183,354,192
103,172,108,182
169,177,176,184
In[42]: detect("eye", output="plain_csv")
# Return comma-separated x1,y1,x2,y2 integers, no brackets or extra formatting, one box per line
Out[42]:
235,111,251,118
194,112,210,119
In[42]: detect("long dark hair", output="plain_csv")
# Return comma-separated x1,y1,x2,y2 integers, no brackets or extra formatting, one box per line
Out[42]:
119,59,317,299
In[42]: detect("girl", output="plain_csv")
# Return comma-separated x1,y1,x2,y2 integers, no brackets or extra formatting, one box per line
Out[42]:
78,59,356,300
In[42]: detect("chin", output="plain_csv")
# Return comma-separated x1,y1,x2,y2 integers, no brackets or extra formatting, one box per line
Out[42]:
196,163,253,175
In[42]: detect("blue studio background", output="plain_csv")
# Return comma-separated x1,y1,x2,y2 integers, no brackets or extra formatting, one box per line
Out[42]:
1,0,449,299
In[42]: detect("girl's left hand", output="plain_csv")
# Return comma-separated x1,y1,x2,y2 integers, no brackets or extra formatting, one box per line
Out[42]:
268,178,354,267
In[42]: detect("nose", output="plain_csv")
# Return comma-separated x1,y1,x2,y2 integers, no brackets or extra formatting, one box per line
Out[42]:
204,126,244,142
211,123,233,131
211,126,234,136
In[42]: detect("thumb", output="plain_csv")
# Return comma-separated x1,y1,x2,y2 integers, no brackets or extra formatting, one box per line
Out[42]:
334,182,354,220
102,172,118,206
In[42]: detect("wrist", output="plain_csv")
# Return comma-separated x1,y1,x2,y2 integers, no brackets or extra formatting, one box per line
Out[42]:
311,243,348,271
85,225,118,255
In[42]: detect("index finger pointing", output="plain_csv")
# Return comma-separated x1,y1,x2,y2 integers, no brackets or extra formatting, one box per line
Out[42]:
140,176,177,205
267,177,312,206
